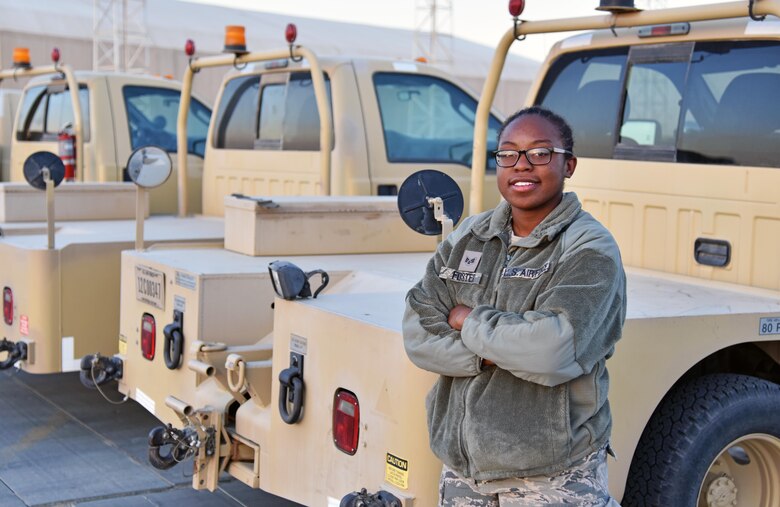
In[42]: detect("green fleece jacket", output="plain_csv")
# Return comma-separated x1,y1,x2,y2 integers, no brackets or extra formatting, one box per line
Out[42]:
403,192,626,480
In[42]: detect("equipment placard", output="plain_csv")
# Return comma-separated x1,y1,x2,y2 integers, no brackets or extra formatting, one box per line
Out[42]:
19,315,29,335
385,453,409,490
118,334,127,355
759,317,780,335
136,265,165,309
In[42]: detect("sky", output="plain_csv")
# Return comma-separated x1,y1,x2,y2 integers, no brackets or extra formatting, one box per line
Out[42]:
189,0,731,61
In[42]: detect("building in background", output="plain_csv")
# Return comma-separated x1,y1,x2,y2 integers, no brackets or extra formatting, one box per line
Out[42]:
0,0,540,115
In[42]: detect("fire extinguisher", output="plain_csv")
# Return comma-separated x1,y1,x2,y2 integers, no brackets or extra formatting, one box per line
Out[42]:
58,126,76,181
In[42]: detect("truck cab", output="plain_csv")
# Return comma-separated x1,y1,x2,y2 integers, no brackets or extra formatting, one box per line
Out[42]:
203,56,503,215
11,71,211,214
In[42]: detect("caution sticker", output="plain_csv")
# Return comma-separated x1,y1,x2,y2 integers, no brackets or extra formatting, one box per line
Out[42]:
385,453,409,490
19,315,29,336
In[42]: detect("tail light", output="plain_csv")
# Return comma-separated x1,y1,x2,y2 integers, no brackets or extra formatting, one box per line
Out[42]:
333,389,360,455
3,287,12,325
141,313,156,360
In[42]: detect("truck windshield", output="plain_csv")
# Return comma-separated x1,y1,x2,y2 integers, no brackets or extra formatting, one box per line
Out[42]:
16,84,90,142
374,72,500,170
123,85,212,157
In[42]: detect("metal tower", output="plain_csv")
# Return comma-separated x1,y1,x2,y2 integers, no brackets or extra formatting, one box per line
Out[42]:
93,0,151,73
413,0,453,65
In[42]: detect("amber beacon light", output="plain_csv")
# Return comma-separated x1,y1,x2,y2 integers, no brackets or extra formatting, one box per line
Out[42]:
223,25,247,54
13,47,31,69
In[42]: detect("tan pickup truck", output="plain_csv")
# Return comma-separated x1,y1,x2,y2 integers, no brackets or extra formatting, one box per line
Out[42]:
97,3,780,507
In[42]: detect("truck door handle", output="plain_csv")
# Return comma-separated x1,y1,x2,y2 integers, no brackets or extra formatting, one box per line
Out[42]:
377,184,397,196
694,238,731,267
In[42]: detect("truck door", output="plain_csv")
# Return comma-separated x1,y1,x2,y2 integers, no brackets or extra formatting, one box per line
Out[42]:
117,84,211,215
366,69,502,209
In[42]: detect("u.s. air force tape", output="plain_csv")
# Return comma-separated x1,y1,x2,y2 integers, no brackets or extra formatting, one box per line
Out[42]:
501,261,551,279
439,267,483,284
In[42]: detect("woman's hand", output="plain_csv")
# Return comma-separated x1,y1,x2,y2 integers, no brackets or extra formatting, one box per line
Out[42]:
448,304,473,331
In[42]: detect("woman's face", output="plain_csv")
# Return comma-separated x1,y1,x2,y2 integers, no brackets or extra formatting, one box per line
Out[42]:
496,114,577,226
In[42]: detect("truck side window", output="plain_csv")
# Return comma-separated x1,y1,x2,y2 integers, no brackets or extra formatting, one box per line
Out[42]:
535,48,628,159
614,43,692,161
16,84,90,142
213,75,260,150
123,86,211,157
256,72,333,151
374,72,500,170
678,41,780,168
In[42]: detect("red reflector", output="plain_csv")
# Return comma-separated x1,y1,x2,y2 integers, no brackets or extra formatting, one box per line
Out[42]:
651,25,672,36
185,39,195,57
508,0,525,17
333,389,360,455
285,23,297,44
3,287,12,326
141,313,156,360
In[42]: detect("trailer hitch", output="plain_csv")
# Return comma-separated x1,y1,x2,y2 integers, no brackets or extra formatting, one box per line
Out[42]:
147,423,214,470
340,488,402,507
0,338,27,369
278,352,304,424
79,353,123,388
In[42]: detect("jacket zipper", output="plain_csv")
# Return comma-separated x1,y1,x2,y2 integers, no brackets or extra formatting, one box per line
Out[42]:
460,236,512,476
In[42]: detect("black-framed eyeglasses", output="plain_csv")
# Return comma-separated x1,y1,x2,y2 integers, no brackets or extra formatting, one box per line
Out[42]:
492,147,572,167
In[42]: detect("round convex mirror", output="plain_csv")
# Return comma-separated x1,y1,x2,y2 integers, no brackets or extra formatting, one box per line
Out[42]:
397,169,464,235
126,146,172,189
23,152,66,190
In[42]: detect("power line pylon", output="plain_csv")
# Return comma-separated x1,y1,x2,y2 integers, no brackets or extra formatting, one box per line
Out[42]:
93,0,150,73
414,0,453,65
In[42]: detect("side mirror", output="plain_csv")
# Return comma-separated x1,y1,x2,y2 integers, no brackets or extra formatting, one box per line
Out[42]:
126,146,172,189
397,169,463,238
23,151,65,190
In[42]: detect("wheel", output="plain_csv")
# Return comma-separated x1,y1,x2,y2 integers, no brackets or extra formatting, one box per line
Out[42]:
623,373,780,507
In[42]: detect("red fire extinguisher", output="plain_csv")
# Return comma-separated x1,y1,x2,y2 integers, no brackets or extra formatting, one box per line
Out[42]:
58,127,76,181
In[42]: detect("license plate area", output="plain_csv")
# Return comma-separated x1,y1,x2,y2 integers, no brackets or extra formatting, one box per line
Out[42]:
135,264,165,310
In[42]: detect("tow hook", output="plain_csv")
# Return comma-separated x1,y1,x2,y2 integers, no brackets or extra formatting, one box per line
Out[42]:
147,423,214,470
163,310,184,370
79,353,123,388
0,338,27,369
340,488,402,507
278,352,304,424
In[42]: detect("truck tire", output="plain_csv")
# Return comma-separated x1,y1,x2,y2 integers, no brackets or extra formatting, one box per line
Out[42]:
623,373,780,507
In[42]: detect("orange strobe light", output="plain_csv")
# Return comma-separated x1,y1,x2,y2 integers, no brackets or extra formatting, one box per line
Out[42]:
224,25,247,54
13,47,31,69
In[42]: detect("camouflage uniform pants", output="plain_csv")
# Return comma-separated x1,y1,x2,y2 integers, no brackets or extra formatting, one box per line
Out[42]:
439,447,620,506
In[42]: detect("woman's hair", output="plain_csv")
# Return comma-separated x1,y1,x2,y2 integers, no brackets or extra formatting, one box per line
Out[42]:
497,106,574,155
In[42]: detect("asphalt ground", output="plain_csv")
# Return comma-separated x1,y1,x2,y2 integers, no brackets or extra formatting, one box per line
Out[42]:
0,370,302,507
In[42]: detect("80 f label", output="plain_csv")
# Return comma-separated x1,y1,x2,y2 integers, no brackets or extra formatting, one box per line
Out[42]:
759,317,780,335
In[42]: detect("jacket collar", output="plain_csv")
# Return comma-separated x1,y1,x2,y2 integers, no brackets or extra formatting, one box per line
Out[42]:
471,192,582,248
